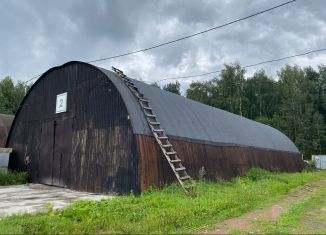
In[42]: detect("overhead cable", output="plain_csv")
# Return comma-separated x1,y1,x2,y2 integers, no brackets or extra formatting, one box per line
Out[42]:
87,0,295,63
155,48,326,82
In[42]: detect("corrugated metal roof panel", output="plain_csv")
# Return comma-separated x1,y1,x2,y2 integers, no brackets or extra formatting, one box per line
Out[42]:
100,67,300,154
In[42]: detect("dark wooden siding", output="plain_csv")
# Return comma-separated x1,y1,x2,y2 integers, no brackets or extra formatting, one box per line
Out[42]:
0,126,9,147
137,134,304,192
7,63,140,194
0,114,13,147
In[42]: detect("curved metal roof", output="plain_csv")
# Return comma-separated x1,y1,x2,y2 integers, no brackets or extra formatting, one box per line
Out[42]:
100,67,300,154
8,61,299,154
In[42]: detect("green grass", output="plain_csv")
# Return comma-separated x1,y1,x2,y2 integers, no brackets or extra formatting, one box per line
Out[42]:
0,171,28,186
255,181,326,234
0,170,325,234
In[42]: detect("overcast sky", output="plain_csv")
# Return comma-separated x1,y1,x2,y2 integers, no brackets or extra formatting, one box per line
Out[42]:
0,0,325,88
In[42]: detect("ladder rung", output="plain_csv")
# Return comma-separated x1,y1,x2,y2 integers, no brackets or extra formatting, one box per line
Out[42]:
162,144,172,148
158,136,168,139
127,81,134,86
142,106,152,110
113,67,193,194
175,167,186,171
180,175,190,180
150,121,160,125
166,151,176,155
139,98,149,103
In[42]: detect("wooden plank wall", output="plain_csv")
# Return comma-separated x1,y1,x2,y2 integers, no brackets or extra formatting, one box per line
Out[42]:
137,134,304,192
7,63,140,194
0,115,13,147
0,127,9,147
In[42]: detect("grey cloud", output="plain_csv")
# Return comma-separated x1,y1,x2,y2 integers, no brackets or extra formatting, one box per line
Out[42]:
0,0,325,88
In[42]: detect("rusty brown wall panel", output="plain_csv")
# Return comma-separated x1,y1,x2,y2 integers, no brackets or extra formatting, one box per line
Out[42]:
137,134,304,192
7,63,140,194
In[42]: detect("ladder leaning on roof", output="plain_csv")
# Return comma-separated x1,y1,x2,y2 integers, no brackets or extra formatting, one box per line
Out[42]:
112,66,193,194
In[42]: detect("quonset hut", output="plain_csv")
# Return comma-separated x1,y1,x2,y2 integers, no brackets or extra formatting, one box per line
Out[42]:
7,61,303,194
0,114,14,147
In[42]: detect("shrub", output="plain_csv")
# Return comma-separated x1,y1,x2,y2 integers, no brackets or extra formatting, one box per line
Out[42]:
245,167,271,181
0,171,28,186
304,159,317,172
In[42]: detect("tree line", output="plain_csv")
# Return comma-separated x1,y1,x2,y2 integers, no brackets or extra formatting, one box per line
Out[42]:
0,77,30,115
156,63,326,158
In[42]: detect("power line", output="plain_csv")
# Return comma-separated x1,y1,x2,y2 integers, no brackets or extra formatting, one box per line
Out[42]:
155,48,326,82
22,73,43,84
18,0,295,84
87,0,295,63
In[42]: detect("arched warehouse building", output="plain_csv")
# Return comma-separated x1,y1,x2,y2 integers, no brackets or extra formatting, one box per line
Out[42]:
0,114,14,147
7,61,303,194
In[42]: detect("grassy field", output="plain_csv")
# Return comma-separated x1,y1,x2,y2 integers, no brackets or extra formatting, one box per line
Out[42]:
0,169,325,234
0,171,28,186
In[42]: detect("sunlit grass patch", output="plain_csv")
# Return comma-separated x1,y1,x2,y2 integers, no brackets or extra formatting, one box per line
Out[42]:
0,170,325,234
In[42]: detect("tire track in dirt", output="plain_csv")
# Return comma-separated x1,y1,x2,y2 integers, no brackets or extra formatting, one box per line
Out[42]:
201,178,326,234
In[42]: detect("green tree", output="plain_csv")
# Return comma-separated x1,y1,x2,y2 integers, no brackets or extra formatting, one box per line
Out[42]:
317,65,326,120
218,63,246,116
244,70,279,120
163,81,181,95
186,79,219,107
0,77,30,114
150,82,161,89
276,65,325,157
185,63,326,158
0,91,5,112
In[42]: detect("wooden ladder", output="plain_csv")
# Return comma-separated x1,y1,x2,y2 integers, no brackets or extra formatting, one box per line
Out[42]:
112,67,193,194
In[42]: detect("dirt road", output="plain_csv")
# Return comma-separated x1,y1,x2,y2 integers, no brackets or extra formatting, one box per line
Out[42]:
202,178,326,234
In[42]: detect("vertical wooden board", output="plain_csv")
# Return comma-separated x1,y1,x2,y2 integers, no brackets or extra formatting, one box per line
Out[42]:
59,119,73,187
26,120,41,182
204,144,219,179
70,129,87,191
245,147,256,168
137,134,177,192
51,122,60,186
137,135,161,192
39,121,54,185
52,119,73,187
137,135,304,192
0,125,11,147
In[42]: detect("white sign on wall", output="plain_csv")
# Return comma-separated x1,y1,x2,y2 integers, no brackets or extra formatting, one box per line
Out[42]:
55,92,67,114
